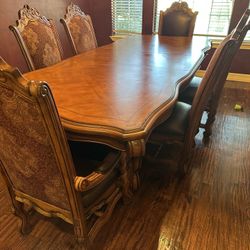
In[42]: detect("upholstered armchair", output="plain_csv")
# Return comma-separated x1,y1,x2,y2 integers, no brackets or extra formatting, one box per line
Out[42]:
0,58,125,248
158,1,198,36
9,5,63,71
60,3,98,55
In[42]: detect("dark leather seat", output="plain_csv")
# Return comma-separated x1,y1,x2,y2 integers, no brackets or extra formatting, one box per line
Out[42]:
179,76,202,104
159,1,198,37
153,102,191,139
69,141,120,207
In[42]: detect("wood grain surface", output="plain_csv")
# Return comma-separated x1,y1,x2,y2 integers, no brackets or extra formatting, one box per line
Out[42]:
0,86,249,249
24,35,209,141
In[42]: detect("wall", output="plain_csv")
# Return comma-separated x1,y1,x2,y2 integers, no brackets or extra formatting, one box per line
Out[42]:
201,47,250,75
0,0,112,72
142,0,154,34
89,0,112,46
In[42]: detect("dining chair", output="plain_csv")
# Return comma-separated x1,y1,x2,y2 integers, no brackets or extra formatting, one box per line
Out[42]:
60,3,98,55
178,8,250,140
148,15,250,174
158,1,198,36
9,5,63,71
0,57,124,248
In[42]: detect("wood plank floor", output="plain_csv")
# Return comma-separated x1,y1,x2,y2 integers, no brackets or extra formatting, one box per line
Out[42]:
0,86,250,250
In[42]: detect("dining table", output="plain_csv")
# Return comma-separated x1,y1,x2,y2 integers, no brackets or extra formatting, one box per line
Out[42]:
24,34,210,195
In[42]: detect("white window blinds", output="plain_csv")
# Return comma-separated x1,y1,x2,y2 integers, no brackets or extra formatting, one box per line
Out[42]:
154,0,234,36
111,0,143,34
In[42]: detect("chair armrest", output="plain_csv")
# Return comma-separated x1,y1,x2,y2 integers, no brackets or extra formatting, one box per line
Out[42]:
74,172,105,192
74,150,121,192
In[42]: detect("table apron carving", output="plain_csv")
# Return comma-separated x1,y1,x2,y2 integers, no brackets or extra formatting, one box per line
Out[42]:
127,139,146,191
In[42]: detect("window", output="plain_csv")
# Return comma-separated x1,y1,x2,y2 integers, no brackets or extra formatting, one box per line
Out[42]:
153,0,234,36
111,0,143,34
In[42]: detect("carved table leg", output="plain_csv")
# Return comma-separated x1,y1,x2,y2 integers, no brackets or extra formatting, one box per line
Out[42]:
127,139,146,191
120,152,133,200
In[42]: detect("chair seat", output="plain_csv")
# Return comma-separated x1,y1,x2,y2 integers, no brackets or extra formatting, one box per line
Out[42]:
153,101,191,139
69,141,121,207
69,141,120,175
178,76,202,104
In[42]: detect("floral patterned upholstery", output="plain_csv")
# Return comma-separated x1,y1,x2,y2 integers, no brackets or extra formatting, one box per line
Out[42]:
68,15,97,53
20,20,62,68
0,85,69,210
61,3,97,55
9,5,63,71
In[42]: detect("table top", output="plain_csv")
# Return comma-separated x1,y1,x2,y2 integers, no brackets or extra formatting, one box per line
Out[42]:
24,35,209,142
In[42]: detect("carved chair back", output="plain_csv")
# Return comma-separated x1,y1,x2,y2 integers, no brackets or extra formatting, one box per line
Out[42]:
60,3,98,55
186,15,250,152
0,58,114,246
208,9,250,113
0,57,87,240
158,1,198,36
9,5,63,71
0,57,124,246
177,9,250,142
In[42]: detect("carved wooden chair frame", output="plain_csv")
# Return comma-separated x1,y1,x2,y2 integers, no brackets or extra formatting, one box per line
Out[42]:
158,1,198,36
9,4,63,71
0,57,123,247
202,9,250,139
60,2,98,55
150,16,250,174
181,19,250,172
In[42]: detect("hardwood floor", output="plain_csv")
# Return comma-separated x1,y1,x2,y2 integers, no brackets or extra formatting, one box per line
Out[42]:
0,86,250,250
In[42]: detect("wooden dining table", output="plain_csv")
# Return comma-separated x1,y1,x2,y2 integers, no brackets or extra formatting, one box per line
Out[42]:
24,35,210,194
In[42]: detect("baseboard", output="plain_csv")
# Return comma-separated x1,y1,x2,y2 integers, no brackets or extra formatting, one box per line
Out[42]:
195,70,250,83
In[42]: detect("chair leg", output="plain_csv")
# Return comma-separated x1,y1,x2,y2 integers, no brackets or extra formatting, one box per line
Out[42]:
203,92,221,142
177,156,188,177
12,199,31,235
120,152,133,201
177,144,193,176
203,106,217,142
131,157,142,191
73,223,89,249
